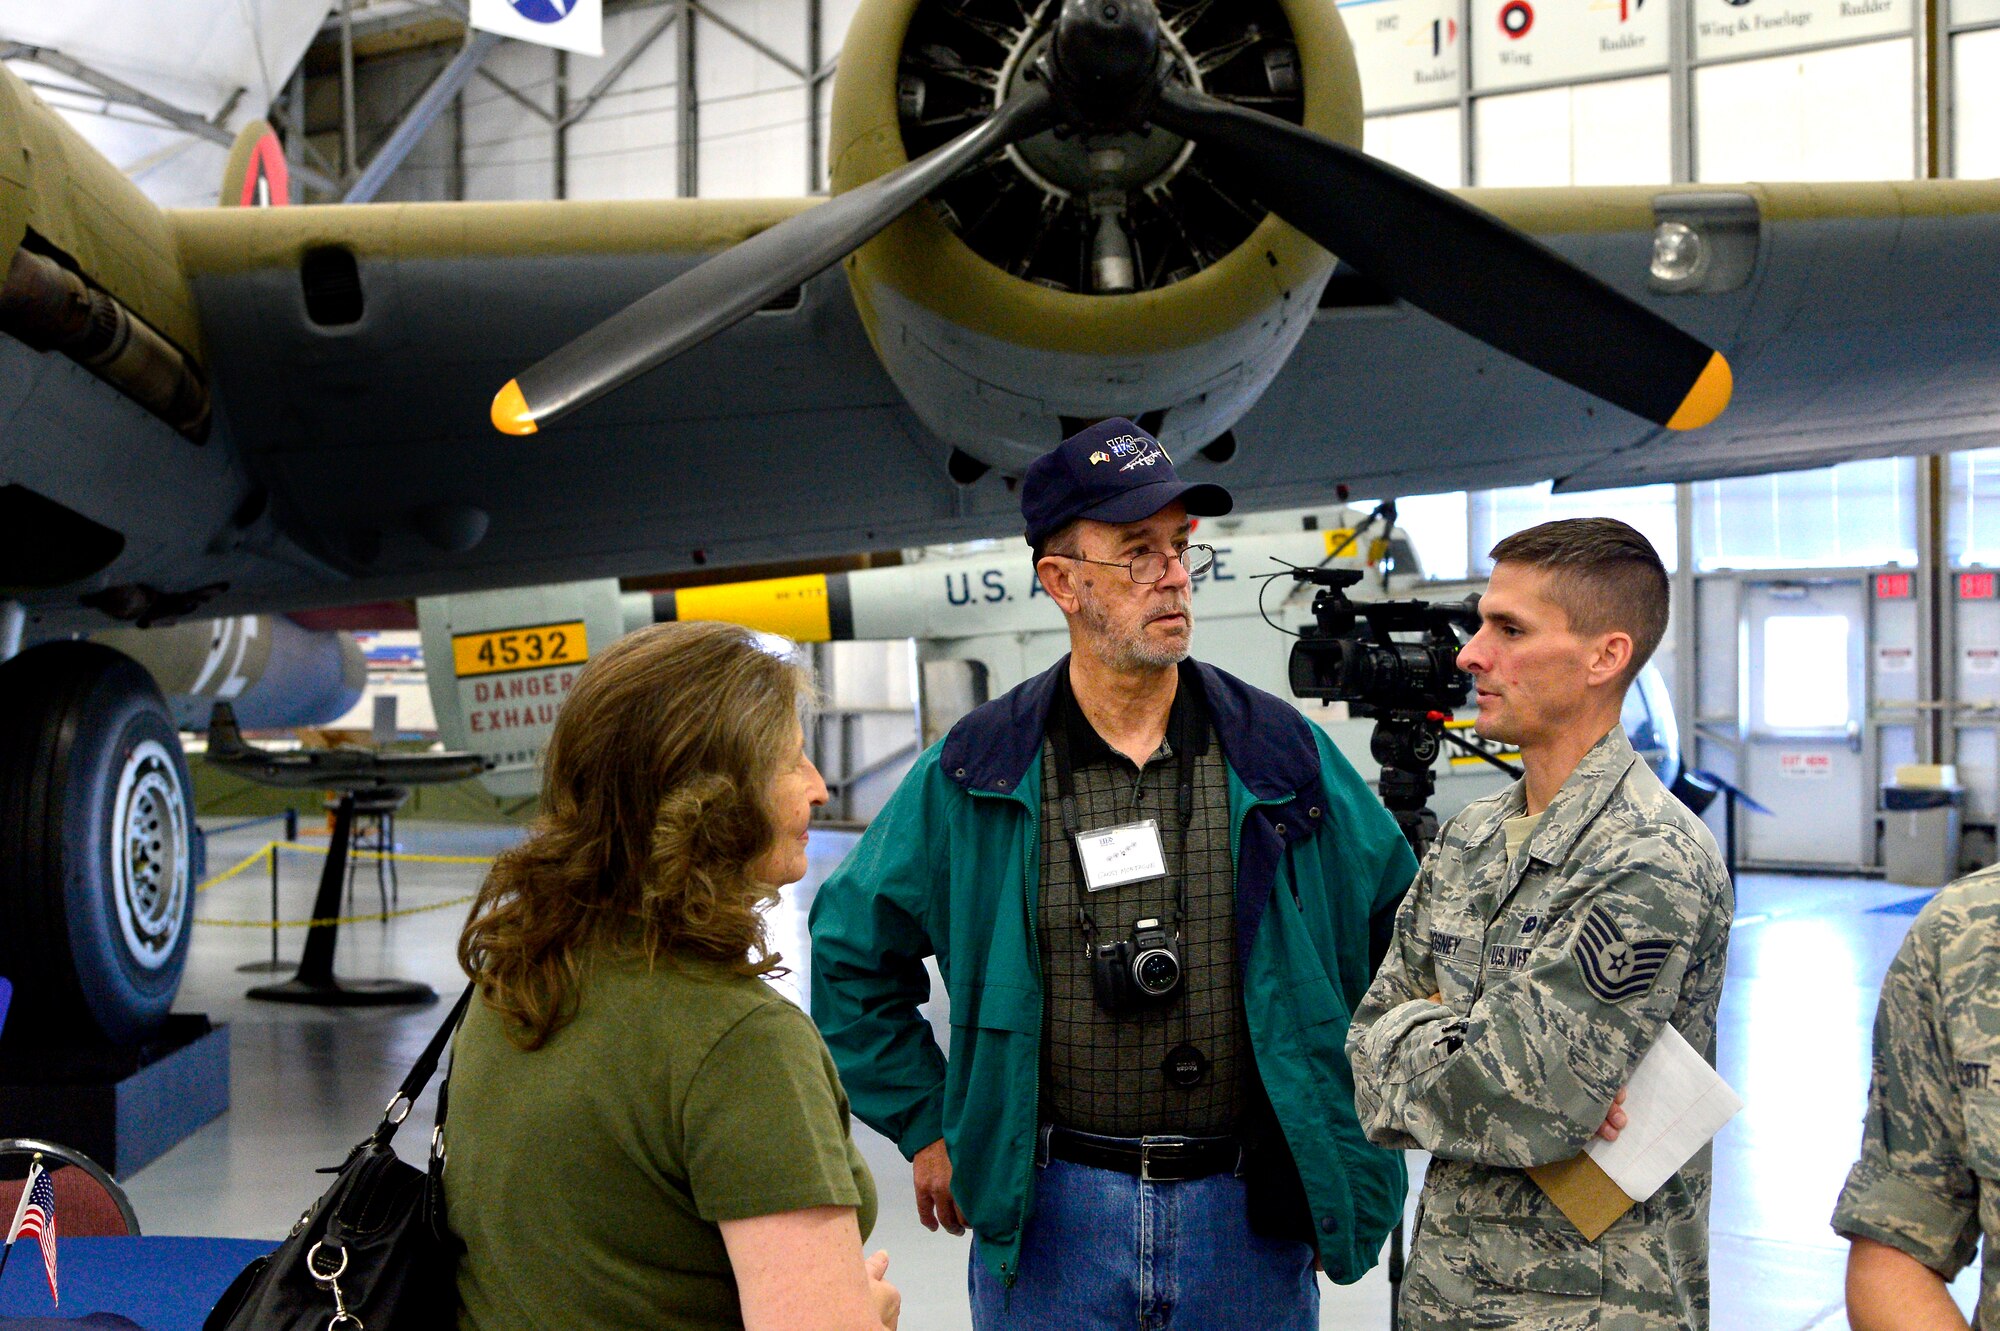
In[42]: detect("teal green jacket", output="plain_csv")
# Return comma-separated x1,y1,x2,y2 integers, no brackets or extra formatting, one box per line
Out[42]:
807,659,1416,1285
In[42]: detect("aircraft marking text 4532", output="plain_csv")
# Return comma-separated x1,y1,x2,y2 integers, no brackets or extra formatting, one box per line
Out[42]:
452,621,590,678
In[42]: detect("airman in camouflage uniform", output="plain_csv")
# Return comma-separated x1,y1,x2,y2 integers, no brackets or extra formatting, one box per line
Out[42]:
1345,514,1731,1331
1833,866,2000,1329
1348,725,1733,1329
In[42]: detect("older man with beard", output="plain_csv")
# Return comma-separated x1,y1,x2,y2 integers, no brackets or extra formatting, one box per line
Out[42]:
809,419,1417,1330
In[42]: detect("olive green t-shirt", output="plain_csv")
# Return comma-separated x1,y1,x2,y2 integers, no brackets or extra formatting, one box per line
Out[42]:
446,953,877,1331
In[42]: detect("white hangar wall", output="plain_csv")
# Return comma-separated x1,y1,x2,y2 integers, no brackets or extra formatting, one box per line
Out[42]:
331,0,867,204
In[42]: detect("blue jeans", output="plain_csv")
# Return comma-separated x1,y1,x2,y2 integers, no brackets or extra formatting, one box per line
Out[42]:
968,1154,1319,1330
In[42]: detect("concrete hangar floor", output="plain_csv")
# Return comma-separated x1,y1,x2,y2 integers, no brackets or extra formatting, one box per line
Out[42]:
126,818,1978,1330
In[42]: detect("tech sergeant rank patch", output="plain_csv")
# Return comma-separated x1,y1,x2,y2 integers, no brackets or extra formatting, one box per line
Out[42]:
1574,905,1674,1005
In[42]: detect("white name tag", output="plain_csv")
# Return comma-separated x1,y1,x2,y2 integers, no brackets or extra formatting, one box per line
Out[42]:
1075,819,1168,892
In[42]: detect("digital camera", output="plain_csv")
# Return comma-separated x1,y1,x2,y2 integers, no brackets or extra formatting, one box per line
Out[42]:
1090,916,1183,1016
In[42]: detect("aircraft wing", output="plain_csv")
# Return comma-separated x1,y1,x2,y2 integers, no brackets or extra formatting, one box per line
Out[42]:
170,198,1027,597
1237,180,2000,499
11,170,2000,636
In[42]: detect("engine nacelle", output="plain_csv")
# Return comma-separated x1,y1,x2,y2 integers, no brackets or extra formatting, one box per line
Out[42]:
94,615,366,732
829,0,1362,472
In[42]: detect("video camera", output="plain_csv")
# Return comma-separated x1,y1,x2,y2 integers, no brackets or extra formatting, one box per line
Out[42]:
1287,569,1479,719
1282,567,1485,852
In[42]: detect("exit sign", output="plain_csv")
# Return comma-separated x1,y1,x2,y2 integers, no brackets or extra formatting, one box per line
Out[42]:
1875,572,1914,599
1962,572,1998,600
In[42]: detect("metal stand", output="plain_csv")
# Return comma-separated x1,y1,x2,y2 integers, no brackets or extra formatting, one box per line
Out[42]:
236,807,301,974
338,788,406,915
246,793,436,1008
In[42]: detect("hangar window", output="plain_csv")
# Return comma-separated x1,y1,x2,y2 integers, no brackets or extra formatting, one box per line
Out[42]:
1473,76,1671,187
1393,492,1472,581
1694,40,1915,182
1955,29,2000,178
1468,481,1678,575
300,246,364,326
1692,458,1918,571
1760,615,1852,731
1947,447,2000,566
1363,109,1464,189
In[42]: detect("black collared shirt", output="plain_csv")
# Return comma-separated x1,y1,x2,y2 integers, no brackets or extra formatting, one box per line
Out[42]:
1038,660,1247,1136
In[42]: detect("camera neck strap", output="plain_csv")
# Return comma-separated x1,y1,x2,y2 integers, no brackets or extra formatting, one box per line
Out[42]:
1050,681,1198,947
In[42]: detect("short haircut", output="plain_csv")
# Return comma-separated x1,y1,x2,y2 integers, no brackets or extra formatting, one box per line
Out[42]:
1488,517,1669,686
1030,518,1084,567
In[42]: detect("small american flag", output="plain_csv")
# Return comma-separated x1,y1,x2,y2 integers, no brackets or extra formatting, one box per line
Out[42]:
4,1163,57,1306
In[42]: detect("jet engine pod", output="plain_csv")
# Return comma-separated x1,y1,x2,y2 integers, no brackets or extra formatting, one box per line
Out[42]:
831,0,1360,472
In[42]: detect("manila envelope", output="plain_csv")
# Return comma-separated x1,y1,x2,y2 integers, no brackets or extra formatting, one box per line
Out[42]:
1526,1154,1635,1242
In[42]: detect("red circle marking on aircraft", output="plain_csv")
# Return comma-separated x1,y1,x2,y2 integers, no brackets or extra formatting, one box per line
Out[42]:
1500,1,1534,37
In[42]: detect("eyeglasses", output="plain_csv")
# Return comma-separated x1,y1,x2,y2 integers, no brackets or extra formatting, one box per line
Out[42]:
1046,544,1215,584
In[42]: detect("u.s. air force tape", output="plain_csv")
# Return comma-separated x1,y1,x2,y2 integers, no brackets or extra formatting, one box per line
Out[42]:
1574,905,1674,1005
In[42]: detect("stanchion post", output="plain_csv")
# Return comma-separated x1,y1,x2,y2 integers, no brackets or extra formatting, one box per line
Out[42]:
285,807,298,843
268,843,280,968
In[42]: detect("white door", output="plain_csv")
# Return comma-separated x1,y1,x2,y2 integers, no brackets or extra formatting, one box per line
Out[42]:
1741,580,1871,868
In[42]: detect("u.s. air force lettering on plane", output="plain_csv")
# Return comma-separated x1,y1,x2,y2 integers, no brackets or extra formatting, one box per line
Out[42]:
940,546,1241,607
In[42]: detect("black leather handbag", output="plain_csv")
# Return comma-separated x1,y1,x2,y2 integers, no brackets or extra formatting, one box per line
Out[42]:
204,984,475,1331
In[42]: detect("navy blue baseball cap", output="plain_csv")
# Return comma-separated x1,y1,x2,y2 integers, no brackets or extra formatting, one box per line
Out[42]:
1022,419,1233,549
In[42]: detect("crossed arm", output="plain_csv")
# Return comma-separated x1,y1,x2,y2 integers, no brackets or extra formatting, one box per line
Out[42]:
1348,850,1722,1168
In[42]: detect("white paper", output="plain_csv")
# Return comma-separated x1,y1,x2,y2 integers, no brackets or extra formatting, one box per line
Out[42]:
1585,1024,1743,1202
1076,820,1167,891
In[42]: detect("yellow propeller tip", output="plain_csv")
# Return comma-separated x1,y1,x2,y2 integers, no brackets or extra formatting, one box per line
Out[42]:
1665,352,1732,431
491,380,538,436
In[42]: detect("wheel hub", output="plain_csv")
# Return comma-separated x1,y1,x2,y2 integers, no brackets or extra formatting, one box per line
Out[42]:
112,739,188,970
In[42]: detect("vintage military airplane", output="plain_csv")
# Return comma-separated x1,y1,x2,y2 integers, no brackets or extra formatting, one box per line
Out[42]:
202,701,488,791
4,0,2000,1044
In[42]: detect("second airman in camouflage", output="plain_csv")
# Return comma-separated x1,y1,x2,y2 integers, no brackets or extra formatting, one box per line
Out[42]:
1833,866,2000,1330
1347,518,1734,1331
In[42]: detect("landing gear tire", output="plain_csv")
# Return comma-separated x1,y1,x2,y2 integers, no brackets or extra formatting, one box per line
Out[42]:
0,641,197,1045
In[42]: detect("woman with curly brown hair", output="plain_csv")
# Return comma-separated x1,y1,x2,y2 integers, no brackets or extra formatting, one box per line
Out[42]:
444,621,898,1331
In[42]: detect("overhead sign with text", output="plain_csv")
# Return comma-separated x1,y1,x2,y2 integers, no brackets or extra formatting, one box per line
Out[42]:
1472,0,1669,90
1343,0,1464,112
1693,0,1912,60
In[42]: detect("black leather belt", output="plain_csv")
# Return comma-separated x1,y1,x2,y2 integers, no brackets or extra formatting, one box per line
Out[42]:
1044,1127,1242,1183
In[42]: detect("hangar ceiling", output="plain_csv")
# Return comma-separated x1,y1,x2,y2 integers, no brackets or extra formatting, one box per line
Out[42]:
0,0,332,207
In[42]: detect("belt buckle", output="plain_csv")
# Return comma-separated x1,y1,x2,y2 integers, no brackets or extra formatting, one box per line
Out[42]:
1138,1137,1180,1183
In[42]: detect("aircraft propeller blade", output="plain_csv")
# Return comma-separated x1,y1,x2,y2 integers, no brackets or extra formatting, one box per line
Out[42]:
491,83,1057,435
1148,82,1732,432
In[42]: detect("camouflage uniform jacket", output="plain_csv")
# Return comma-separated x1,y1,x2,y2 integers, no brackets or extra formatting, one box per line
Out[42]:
1833,867,2000,1328
1346,725,1734,1330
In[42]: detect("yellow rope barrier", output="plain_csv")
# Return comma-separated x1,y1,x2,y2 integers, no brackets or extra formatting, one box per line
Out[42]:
268,840,494,867
196,894,479,929
195,844,276,894
191,839,494,926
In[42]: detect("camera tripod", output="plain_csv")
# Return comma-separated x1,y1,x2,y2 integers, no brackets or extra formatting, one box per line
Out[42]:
1363,709,1520,1329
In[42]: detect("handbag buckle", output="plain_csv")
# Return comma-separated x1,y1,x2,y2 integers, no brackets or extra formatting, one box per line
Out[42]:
383,1093,413,1125
306,1242,347,1283
307,1241,364,1331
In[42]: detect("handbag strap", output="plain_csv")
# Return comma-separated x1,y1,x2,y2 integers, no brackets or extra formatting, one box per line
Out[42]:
370,982,475,1149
